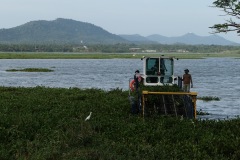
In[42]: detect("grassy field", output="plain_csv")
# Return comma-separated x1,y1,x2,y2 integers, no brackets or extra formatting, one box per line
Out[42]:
0,51,240,59
0,86,239,159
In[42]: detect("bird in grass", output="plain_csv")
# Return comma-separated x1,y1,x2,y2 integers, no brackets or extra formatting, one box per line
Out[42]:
180,115,184,121
85,112,92,121
190,119,195,127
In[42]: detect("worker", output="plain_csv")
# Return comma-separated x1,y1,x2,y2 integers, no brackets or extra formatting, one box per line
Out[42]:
130,70,142,114
151,61,158,75
160,58,167,75
134,70,141,90
160,58,167,83
182,69,193,92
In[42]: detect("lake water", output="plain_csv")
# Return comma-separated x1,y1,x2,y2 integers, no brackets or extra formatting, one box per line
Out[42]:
0,58,239,120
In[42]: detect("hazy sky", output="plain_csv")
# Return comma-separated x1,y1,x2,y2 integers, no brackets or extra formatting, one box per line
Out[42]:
1,0,239,43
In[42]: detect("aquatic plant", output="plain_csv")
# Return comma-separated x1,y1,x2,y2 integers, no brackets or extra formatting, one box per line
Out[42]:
197,96,220,101
197,109,210,115
6,68,54,72
0,86,239,159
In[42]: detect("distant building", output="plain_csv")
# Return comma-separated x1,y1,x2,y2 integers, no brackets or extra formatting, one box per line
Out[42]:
176,49,189,53
142,50,157,53
73,46,88,52
129,48,141,52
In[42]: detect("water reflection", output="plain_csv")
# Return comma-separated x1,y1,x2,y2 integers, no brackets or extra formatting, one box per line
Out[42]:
0,58,239,119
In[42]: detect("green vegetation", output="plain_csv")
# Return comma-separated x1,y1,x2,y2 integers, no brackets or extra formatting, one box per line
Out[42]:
0,86,239,159
197,109,210,115
197,96,221,101
1,43,240,53
0,52,138,59
6,68,54,72
211,0,240,35
0,18,127,45
1,52,240,59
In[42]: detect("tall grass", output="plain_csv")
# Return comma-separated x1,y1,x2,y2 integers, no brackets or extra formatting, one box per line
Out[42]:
0,86,239,159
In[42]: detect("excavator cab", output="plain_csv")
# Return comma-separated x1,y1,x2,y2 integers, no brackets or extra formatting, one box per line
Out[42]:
142,56,176,86
141,56,178,86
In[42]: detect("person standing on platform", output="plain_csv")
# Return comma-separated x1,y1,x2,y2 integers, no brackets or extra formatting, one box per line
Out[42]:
182,69,193,92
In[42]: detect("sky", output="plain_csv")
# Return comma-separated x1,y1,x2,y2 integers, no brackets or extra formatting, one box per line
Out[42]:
0,0,240,43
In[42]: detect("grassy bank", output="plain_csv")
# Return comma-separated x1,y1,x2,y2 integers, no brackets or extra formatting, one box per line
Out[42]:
0,51,240,59
0,86,239,159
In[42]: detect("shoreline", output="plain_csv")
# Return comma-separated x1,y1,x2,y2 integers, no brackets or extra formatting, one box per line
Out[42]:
0,52,240,59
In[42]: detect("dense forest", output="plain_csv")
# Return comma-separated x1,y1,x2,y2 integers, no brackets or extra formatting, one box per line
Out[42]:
0,43,240,53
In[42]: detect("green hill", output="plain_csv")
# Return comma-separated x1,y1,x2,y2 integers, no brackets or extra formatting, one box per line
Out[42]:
0,18,128,44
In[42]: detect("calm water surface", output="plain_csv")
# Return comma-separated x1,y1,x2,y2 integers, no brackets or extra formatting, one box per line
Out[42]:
0,58,239,119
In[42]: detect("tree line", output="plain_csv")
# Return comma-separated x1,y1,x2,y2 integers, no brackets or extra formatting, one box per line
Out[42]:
0,43,240,53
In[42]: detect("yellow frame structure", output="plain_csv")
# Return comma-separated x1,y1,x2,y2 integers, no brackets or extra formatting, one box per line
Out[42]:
142,91,198,119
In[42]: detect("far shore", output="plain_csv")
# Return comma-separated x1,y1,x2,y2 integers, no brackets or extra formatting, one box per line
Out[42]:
0,51,240,59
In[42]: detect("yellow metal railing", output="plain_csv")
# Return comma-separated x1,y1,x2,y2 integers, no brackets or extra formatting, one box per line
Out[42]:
142,91,198,118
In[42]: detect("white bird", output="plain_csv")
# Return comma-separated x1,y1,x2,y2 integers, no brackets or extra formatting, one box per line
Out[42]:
190,119,195,127
85,112,92,121
180,115,184,121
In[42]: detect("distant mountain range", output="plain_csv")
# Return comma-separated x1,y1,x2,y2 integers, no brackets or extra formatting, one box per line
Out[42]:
119,33,240,46
0,18,239,46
